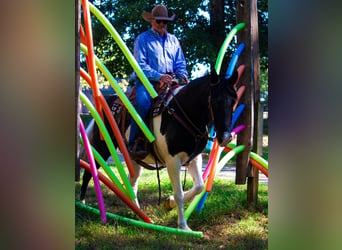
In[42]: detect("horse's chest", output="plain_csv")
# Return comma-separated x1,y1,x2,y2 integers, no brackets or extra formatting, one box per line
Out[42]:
155,115,207,162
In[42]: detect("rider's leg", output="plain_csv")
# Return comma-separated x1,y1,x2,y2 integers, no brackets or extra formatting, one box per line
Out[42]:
128,83,152,156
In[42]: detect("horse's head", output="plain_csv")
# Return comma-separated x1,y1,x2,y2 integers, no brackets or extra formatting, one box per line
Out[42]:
209,69,238,146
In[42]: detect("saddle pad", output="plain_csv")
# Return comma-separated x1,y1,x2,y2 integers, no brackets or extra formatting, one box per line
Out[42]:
110,87,136,117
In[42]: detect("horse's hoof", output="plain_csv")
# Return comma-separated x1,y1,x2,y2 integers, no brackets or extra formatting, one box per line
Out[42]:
179,224,192,231
164,197,173,211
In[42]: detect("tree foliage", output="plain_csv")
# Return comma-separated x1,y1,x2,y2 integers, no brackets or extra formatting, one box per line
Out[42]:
81,0,268,91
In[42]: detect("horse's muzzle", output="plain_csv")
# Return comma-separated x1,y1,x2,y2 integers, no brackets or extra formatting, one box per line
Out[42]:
217,131,231,147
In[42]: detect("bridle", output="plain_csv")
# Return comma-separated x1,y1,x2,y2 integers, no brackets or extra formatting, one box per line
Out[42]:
208,77,221,127
165,85,208,142
162,76,221,150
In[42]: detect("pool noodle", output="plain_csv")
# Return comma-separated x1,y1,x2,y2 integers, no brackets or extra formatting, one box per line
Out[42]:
225,143,268,170
224,146,268,176
215,23,245,74
81,0,103,122
205,125,216,151
79,137,128,196
234,64,246,89
202,140,219,181
250,151,268,169
80,25,88,46
216,145,245,175
76,201,202,238
202,124,244,182
233,85,246,111
231,124,246,138
195,192,209,212
225,43,245,78
88,2,157,99
184,181,208,220
230,104,246,131
80,68,136,178
195,144,245,213
205,146,224,192
80,44,155,143
249,158,268,177
80,92,136,202
188,145,245,216
79,160,151,223
79,119,107,223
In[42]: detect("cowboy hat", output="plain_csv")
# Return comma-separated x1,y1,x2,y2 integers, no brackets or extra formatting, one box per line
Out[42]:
142,4,176,22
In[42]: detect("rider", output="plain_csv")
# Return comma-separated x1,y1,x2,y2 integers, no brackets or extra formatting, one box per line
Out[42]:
128,4,189,159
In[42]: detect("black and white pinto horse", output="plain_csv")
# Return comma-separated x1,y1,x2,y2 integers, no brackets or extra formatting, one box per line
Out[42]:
79,69,238,230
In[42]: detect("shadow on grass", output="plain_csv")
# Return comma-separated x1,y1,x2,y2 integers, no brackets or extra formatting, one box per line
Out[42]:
75,175,268,249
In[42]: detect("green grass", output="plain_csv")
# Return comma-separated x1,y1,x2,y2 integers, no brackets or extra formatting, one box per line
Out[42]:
75,166,268,249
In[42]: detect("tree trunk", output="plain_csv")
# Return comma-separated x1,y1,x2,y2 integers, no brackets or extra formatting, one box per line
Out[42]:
209,0,226,73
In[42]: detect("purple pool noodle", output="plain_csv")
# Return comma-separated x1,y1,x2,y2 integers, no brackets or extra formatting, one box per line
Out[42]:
79,119,107,223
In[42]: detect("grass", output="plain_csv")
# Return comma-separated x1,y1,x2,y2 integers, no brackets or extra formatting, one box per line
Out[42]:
75,165,268,249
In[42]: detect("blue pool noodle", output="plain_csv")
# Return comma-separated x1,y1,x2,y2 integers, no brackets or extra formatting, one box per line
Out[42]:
226,43,245,79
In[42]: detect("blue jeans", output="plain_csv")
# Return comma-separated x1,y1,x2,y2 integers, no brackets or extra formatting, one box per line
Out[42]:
128,81,154,147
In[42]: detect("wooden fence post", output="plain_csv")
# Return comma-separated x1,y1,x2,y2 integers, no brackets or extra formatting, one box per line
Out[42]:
75,0,81,181
236,0,261,206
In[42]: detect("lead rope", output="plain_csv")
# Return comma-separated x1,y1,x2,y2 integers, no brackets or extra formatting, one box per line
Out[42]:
155,160,162,205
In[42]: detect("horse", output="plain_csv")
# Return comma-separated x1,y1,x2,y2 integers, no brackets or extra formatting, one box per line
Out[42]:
79,68,239,230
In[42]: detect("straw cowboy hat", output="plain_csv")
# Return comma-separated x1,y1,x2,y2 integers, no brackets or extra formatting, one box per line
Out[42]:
142,4,176,22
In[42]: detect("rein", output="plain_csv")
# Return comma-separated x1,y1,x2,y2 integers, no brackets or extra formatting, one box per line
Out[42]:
208,78,221,125
165,86,208,141
160,78,220,164
165,77,220,141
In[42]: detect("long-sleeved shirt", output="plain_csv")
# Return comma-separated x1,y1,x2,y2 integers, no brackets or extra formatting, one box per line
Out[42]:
134,28,188,83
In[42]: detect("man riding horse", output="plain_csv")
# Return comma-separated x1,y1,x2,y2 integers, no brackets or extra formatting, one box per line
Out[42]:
128,4,189,159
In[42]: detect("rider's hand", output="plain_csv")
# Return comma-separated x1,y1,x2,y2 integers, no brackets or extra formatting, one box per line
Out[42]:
160,74,173,87
182,77,190,84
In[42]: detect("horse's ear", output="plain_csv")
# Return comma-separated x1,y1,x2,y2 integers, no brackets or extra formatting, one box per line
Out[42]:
210,69,219,84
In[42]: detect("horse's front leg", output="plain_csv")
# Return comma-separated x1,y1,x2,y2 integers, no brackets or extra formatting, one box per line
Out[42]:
184,154,204,201
165,154,204,208
128,161,143,208
166,158,191,230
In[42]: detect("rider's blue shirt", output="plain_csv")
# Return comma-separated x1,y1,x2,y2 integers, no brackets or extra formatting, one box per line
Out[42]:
133,28,188,83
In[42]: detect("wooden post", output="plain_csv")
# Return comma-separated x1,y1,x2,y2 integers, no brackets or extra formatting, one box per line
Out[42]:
75,0,81,181
248,0,261,206
236,0,261,206
235,0,252,185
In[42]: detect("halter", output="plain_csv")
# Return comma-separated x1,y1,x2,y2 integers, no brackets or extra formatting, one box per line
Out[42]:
208,77,221,126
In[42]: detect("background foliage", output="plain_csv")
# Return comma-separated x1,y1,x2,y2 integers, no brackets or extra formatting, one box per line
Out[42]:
81,0,268,97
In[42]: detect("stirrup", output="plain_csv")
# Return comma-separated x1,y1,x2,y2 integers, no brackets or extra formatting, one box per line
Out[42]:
129,140,148,160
